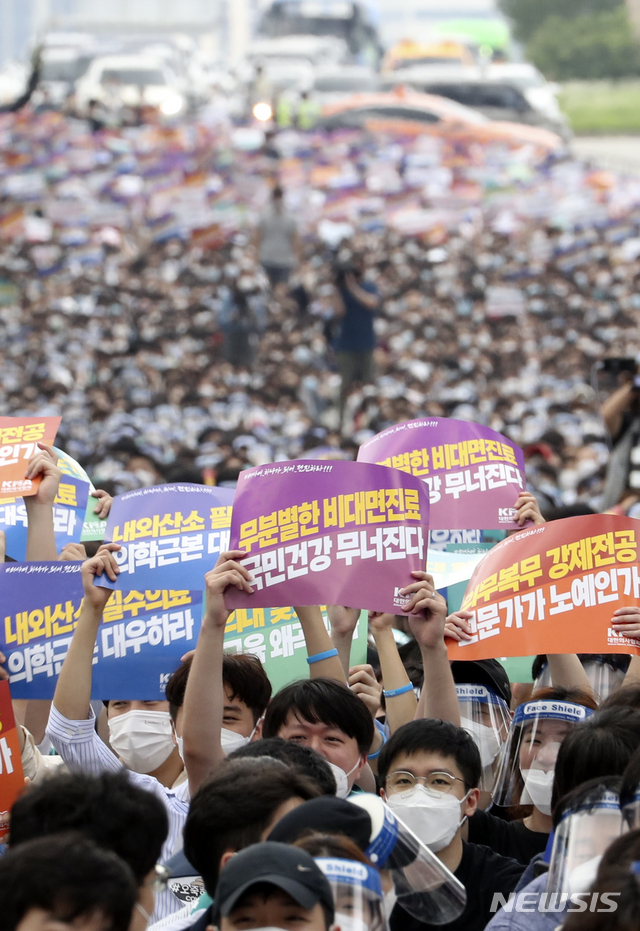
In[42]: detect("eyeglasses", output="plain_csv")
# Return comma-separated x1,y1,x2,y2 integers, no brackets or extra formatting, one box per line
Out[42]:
386,770,466,795
149,864,170,893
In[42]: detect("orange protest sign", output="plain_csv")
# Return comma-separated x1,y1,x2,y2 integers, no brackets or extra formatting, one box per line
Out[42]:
0,679,24,840
0,417,61,497
447,515,640,660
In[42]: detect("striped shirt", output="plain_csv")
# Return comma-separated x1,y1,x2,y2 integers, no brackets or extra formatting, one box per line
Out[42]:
46,705,189,920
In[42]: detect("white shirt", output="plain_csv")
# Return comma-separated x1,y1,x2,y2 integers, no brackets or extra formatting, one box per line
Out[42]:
46,704,190,920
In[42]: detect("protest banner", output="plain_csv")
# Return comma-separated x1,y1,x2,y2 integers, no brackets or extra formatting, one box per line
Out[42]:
53,448,106,542
95,483,234,592
0,680,24,839
447,515,640,660
0,475,89,560
225,606,368,693
357,418,527,530
225,460,430,614
0,417,61,497
0,561,204,699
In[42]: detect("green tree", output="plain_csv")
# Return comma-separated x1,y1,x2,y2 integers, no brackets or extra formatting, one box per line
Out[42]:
527,6,640,79
498,0,623,43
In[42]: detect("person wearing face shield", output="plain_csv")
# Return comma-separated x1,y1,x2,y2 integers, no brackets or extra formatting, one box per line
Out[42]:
294,834,388,931
484,777,625,931
268,792,467,927
532,654,629,704
377,719,524,931
450,659,513,802
487,689,597,863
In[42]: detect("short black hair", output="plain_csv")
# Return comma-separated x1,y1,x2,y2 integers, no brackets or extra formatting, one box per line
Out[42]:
602,683,640,712
9,771,168,885
0,832,137,931
263,678,374,755
552,774,621,829
378,719,481,791
553,707,640,812
165,652,272,724
229,737,337,795
183,757,323,896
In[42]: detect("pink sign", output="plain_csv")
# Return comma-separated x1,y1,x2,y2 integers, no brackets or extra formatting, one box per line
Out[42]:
226,460,430,614
357,418,527,531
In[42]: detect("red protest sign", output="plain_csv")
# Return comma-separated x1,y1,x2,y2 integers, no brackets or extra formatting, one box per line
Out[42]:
447,515,640,660
0,417,61,497
0,679,25,840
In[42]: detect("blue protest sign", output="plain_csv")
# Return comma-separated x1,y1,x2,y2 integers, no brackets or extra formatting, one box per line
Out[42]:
0,562,203,699
0,475,89,560
95,483,234,592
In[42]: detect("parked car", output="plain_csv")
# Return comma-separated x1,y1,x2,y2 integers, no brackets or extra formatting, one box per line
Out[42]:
75,54,187,117
382,64,571,141
319,90,564,153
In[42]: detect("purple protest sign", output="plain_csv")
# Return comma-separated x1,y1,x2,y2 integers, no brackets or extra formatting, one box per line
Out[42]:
357,418,527,530
225,460,430,614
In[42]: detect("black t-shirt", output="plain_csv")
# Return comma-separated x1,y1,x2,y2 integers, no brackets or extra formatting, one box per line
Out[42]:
467,808,549,865
390,841,523,931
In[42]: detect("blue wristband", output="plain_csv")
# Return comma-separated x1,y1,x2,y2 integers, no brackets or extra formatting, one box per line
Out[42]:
368,731,387,760
306,648,339,665
383,683,414,698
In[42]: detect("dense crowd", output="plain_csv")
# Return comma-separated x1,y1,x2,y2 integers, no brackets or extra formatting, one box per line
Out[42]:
6,102,640,931
2,108,640,507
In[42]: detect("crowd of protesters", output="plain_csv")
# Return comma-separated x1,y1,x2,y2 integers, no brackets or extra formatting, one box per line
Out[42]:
2,107,640,509
6,100,640,931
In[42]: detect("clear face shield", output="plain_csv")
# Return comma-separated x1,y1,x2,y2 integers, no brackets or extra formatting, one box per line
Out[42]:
547,789,625,896
315,858,388,931
492,700,594,810
583,661,626,703
456,685,511,792
349,794,467,926
533,660,626,703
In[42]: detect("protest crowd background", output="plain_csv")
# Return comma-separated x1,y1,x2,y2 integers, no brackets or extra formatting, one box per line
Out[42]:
8,32,640,931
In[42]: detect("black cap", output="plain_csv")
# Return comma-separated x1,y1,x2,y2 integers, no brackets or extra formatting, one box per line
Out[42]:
267,796,372,851
213,842,334,922
450,658,511,707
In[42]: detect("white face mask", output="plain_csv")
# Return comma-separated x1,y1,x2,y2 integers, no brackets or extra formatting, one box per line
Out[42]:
386,784,467,852
108,710,175,774
176,735,184,763
221,721,260,755
335,914,370,931
520,768,555,816
567,855,602,896
329,758,362,799
460,716,502,768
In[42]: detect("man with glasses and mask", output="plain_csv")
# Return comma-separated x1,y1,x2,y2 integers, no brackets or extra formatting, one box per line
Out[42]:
377,719,523,931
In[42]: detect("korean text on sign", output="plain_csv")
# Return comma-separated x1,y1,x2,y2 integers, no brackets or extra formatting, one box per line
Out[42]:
447,516,640,659
357,417,527,530
238,489,421,550
0,416,61,497
226,460,430,615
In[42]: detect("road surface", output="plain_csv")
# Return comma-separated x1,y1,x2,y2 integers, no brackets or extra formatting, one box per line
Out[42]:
572,136,640,176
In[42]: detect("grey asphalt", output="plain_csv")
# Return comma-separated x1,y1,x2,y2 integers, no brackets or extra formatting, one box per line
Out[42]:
572,136,640,176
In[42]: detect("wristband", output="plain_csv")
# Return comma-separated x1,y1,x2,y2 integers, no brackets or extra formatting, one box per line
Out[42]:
368,731,387,760
306,648,339,665
383,683,414,698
